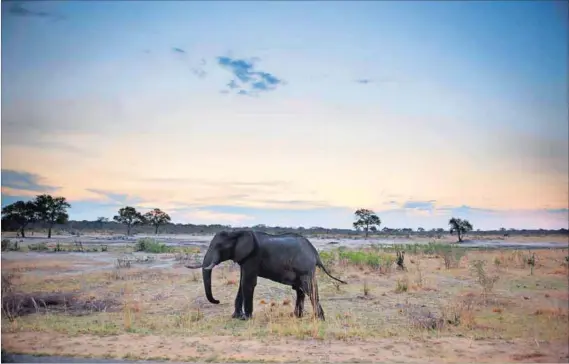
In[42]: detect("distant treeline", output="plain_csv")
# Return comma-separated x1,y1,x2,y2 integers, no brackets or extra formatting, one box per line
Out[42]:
2,219,567,237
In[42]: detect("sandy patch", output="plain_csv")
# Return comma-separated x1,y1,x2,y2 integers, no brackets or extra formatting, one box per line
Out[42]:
2,332,568,363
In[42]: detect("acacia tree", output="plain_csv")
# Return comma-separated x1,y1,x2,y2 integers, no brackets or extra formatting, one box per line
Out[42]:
34,194,71,238
448,217,473,242
353,208,381,238
113,206,145,236
143,208,171,234
96,216,109,230
1,200,38,238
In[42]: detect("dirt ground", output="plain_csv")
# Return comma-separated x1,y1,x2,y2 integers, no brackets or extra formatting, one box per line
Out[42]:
1,236,568,363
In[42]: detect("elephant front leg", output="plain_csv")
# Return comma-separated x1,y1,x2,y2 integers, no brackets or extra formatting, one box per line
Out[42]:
232,282,244,319
239,272,257,320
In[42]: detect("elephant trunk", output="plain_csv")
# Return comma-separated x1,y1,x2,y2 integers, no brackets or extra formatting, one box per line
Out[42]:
202,249,220,304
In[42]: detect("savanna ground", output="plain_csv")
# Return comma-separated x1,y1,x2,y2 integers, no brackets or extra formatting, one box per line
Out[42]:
1,233,568,363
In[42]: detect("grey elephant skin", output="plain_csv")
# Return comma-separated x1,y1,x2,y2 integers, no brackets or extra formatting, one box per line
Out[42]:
186,229,347,321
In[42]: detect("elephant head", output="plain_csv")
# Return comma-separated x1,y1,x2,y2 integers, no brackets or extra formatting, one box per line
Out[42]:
200,230,257,304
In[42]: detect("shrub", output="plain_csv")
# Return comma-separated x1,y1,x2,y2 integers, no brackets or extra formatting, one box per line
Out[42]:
396,251,405,270
363,280,370,296
527,253,536,275
1,239,19,252
470,260,499,296
395,276,409,293
28,242,48,251
134,238,171,253
439,246,466,269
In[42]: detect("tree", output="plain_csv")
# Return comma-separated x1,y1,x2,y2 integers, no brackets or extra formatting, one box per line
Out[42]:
143,208,171,234
417,227,425,233
448,217,473,242
96,217,109,230
113,206,145,236
34,194,71,238
1,200,38,238
353,208,381,238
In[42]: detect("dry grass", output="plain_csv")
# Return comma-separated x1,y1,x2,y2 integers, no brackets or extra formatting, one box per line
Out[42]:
1,259,97,273
1,243,568,362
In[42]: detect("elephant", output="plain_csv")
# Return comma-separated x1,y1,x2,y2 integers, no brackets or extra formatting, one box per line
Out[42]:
185,229,347,321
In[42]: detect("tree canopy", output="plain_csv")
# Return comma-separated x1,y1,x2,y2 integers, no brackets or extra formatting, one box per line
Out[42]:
33,194,71,239
113,206,146,236
1,200,38,238
353,208,381,238
448,217,473,242
144,208,172,234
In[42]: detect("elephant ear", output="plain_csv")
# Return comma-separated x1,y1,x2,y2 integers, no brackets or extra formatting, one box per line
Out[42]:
232,230,257,264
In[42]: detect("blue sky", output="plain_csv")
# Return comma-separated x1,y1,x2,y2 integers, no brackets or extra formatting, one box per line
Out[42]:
2,1,568,230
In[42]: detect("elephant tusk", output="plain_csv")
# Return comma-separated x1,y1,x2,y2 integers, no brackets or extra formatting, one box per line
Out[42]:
203,262,216,270
184,264,203,269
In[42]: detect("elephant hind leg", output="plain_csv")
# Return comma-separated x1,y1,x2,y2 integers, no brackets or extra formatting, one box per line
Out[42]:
294,287,305,318
301,274,325,321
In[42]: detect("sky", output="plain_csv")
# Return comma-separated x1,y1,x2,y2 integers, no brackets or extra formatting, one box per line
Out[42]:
1,0,568,230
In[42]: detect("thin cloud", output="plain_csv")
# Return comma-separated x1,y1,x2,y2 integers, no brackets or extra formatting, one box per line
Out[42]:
1,169,59,193
191,68,207,78
546,208,569,214
138,177,289,188
227,80,240,90
401,200,437,211
217,56,284,96
8,2,65,21
175,208,254,225
86,189,143,206
171,48,207,79
355,79,373,84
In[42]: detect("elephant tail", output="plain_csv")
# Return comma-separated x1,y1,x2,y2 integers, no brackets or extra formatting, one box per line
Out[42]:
316,259,347,284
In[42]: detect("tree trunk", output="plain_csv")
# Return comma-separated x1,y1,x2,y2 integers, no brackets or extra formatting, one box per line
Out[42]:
458,230,463,242
154,224,159,235
127,224,132,236
48,223,53,239
20,226,26,238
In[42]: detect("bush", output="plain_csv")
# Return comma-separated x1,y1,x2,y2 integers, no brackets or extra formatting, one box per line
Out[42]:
134,238,171,253
1,239,19,252
28,242,48,251
395,276,409,293
470,260,499,295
